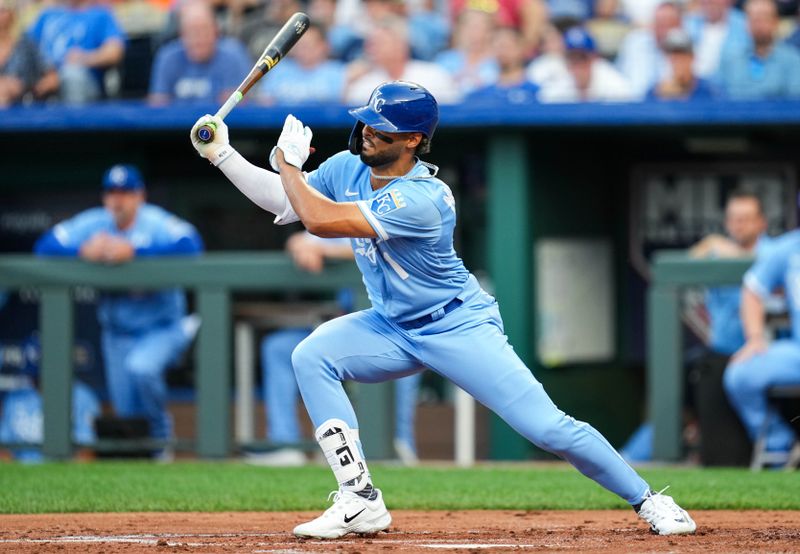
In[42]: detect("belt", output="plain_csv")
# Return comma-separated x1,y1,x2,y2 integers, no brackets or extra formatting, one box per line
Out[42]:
397,298,463,330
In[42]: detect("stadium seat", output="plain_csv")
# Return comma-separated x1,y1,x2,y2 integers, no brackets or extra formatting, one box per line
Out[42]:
118,35,156,99
750,385,800,470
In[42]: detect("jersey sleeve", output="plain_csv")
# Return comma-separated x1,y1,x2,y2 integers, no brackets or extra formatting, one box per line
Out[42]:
743,240,790,299
355,185,441,241
136,215,205,256
98,8,126,44
33,211,103,256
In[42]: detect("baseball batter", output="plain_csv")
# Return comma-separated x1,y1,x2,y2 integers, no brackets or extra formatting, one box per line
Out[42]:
190,81,696,539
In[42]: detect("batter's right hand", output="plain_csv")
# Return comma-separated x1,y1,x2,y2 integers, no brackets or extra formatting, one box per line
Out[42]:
190,114,234,166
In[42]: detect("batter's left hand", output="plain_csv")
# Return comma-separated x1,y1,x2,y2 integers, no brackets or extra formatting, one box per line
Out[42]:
271,114,312,171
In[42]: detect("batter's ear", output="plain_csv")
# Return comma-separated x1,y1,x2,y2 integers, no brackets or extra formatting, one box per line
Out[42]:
405,133,422,151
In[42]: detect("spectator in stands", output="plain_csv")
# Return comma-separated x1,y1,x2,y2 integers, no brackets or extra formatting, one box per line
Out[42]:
343,15,458,104
527,22,571,88
406,0,451,61
736,0,799,14
647,27,717,100
0,0,58,106
622,190,773,462
685,0,750,78
239,0,304,62
245,231,422,466
148,0,252,106
434,9,499,96
316,0,450,64
258,22,345,105
465,26,540,104
34,164,204,460
594,0,669,26
616,1,684,97
724,226,800,460
538,26,635,102
26,0,125,105
451,0,548,54
717,0,800,100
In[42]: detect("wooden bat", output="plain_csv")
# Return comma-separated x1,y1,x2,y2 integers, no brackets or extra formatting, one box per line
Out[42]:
196,12,310,143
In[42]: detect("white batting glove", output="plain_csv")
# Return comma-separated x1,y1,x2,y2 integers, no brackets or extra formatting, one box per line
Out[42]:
190,114,234,166
269,114,313,171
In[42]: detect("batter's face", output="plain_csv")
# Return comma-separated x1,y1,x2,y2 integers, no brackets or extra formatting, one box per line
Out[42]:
359,125,419,167
103,190,144,230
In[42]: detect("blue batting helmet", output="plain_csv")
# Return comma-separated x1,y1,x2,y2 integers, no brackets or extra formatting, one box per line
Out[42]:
102,164,145,192
348,81,439,155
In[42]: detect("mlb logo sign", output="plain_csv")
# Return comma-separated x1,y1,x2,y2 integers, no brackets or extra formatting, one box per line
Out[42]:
371,189,406,216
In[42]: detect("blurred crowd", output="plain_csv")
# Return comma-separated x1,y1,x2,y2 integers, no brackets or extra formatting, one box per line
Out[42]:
2,0,800,107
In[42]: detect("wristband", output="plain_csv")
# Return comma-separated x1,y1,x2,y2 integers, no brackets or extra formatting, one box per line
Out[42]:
209,145,235,167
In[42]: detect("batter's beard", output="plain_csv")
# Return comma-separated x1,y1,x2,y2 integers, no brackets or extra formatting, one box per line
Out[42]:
360,149,398,168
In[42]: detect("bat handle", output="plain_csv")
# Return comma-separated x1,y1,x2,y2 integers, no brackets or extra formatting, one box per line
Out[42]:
197,123,216,143
196,91,244,144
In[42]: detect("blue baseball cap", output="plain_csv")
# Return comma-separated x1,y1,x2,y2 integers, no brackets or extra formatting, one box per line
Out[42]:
563,26,596,53
102,164,145,191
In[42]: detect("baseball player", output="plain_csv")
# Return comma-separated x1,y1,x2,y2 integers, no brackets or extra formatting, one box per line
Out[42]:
725,228,800,456
34,165,204,458
190,81,696,538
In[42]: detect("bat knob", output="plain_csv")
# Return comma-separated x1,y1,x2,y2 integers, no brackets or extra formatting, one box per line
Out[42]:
197,124,215,143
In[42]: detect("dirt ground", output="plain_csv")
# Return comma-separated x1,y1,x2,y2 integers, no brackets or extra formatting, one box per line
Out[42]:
0,510,798,553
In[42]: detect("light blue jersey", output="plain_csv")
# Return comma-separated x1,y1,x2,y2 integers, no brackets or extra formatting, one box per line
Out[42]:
744,230,800,339
307,151,475,322
34,204,204,334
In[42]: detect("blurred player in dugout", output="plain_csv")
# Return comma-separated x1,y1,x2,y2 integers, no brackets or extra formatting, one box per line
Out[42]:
246,230,422,466
34,165,204,459
622,190,775,463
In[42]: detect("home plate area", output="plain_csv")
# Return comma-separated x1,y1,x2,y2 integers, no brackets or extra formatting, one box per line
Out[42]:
0,510,797,553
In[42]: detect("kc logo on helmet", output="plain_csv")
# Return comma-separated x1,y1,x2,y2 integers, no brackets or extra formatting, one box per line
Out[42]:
370,91,386,113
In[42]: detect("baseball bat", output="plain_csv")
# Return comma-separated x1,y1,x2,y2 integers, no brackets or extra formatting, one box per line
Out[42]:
196,12,310,143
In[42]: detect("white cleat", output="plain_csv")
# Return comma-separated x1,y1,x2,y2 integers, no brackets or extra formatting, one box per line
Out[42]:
637,488,697,535
293,488,392,539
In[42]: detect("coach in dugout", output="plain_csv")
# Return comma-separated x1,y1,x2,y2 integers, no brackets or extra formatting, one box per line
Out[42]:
34,164,204,460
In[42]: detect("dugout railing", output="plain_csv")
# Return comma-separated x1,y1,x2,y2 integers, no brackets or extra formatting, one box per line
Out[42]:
0,253,389,459
647,251,752,460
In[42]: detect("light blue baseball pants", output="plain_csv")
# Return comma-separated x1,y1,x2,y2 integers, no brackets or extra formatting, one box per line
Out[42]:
262,327,421,449
724,339,800,452
101,320,192,440
291,287,650,505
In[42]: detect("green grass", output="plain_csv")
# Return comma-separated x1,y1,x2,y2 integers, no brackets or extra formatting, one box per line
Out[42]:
0,462,798,514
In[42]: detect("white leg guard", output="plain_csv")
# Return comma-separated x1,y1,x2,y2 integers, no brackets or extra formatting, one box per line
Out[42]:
316,419,369,492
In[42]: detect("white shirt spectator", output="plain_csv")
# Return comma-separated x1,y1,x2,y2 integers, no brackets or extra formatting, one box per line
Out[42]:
345,60,460,104
527,53,571,88
694,20,728,77
538,57,636,102
615,29,671,97
618,0,665,27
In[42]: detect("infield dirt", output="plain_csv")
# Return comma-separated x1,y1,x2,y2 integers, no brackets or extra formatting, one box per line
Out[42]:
0,510,798,552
